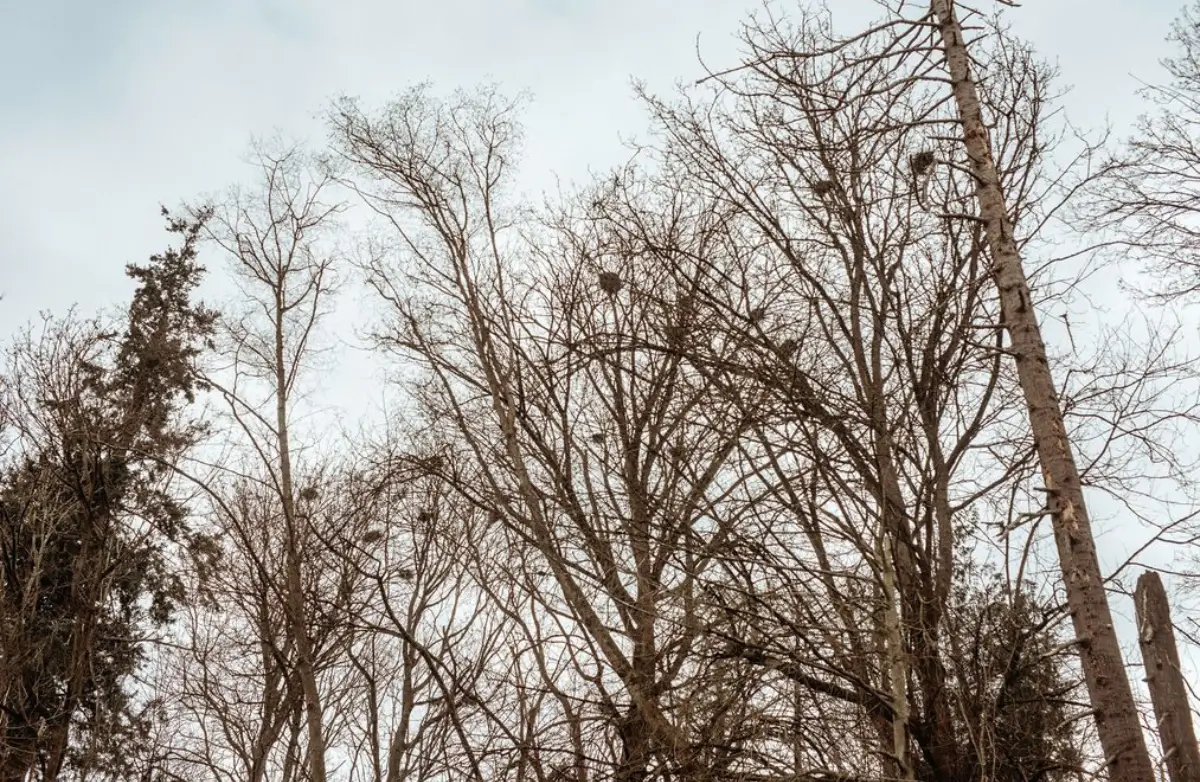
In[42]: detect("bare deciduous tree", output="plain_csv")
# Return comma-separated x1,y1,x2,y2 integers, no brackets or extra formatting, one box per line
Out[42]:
331,86,774,780
13,5,1200,782
177,143,345,782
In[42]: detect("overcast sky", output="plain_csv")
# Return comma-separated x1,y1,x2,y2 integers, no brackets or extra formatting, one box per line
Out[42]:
0,0,1183,329
3,1,1197,619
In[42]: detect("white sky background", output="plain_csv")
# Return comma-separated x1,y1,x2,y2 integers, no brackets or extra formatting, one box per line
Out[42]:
3,0,1199,697
1,0,1179,331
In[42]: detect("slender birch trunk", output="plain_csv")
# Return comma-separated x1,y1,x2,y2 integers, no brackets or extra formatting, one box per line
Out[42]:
929,3,1155,779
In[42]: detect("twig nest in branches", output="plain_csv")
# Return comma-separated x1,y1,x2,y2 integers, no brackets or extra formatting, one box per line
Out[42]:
777,338,798,358
910,150,936,176
590,432,604,444
361,529,383,544
598,271,623,296
812,180,835,197
664,323,688,345
298,486,319,502
749,307,766,324
417,508,434,524
676,293,696,321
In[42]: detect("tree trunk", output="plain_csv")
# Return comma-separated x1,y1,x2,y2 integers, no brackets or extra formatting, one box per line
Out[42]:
1135,571,1200,782
275,314,328,782
616,703,651,782
929,3,1155,780
878,530,914,781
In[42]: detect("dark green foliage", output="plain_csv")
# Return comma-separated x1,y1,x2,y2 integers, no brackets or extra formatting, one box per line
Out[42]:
113,207,217,454
940,569,1085,782
0,210,216,781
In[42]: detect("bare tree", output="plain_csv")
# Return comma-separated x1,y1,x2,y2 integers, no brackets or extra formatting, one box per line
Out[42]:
320,7,1200,770
630,3,1198,780
182,142,344,782
1088,0,1200,302
331,86,775,780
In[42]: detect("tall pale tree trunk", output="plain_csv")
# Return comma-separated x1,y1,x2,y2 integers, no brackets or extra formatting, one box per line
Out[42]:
878,530,913,781
202,146,339,782
929,2,1155,780
275,315,329,782
1135,571,1200,782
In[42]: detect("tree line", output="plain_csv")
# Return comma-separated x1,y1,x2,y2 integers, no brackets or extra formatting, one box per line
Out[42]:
5,2,1200,781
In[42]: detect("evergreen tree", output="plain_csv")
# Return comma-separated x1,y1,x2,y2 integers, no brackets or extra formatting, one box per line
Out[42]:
0,210,216,781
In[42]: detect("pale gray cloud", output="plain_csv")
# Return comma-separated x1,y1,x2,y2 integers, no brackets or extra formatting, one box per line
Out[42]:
2,0,1181,325
2,1,1189,432
1,0,763,325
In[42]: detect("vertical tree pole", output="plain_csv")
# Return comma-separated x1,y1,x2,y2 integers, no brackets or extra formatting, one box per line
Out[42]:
1136,571,1200,782
929,2,1155,780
